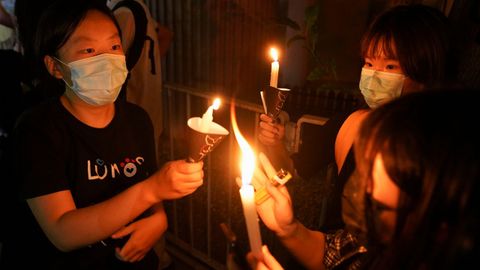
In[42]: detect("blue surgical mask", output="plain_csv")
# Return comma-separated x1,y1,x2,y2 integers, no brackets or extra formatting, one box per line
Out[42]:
359,68,405,108
55,54,128,106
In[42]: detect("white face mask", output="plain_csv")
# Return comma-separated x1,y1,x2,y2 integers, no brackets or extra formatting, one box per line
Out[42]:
359,68,405,109
55,54,128,106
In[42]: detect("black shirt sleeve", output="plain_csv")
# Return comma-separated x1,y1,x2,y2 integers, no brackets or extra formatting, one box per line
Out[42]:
13,104,71,199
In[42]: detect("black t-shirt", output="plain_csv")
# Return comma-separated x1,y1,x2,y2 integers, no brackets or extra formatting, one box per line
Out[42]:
2,98,158,269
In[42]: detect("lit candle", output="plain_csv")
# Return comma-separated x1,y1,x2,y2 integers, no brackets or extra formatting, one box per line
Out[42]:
200,98,221,133
231,103,263,258
270,48,279,88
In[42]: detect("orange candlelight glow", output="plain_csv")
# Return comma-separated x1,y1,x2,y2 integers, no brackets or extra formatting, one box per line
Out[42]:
270,48,278,61
269,48,279,88
231,103,256,185
213,98,221,110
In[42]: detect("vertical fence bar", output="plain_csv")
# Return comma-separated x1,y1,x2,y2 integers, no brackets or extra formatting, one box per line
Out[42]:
185,0,192,86
165,0,174,83
227,110,235,229
204,0,211,90
207,147,212,258
193,0,201,88
175,1,184,83
166,87,178,237
185,93,194,249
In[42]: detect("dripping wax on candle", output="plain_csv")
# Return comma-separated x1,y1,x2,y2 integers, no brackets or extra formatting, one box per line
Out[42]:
200,98,221,133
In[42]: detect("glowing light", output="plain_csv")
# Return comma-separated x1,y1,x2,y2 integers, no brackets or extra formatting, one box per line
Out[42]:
231,103,256,185
230,101,262,258
270,48,279,62
213,98,221,110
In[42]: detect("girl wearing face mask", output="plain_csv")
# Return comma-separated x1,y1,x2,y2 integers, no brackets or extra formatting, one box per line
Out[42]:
1,1,204,269
340,3,454,248
253,4,455,270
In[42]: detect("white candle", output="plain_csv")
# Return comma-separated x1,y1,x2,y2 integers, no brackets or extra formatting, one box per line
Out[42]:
231,104,263,258
200,98,221,133
240,184,263,257
270,48,279,88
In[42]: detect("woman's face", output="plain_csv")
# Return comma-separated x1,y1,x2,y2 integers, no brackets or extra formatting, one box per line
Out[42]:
368,153,400,244
57,10,123,63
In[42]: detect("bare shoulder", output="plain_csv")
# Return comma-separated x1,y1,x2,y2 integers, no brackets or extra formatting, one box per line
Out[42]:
335,109,370,171
344,110,370,128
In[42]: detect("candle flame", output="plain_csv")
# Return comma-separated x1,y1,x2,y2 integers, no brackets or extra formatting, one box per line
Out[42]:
213,98,221,110
270,48,278,62
230,102,256,186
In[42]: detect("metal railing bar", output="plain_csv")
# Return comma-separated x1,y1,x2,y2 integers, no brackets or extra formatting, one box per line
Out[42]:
164,83,264,114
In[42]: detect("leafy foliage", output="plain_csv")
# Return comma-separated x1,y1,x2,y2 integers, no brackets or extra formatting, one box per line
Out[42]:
283,2,337,81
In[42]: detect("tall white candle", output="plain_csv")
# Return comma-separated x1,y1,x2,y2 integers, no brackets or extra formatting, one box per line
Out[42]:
239,185,263,257
231,104,263,258
270,48,279,88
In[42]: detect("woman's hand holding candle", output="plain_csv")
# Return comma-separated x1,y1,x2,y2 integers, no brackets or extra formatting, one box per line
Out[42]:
149,160,204,201
247,245,284,270
256,181,297,239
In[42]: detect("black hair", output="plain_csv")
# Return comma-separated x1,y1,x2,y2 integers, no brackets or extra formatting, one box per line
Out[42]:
30,0,121,97
361,4,453,87
14,0,58,85
355,89,480,269
34,0,120,60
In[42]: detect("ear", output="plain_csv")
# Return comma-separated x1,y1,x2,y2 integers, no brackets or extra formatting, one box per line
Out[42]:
44,55,64,79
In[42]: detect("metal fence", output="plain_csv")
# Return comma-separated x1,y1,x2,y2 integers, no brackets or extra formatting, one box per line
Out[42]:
145,0,283,102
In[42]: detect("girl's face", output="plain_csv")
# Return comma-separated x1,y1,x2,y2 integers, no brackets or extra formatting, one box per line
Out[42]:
363,42,423,95
57,10,123,63
368,153,400,244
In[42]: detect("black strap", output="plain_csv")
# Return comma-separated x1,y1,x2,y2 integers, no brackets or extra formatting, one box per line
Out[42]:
145,36,156,74
112,0,148,71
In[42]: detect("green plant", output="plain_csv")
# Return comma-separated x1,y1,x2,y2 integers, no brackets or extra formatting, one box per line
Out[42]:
282,2,337,81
